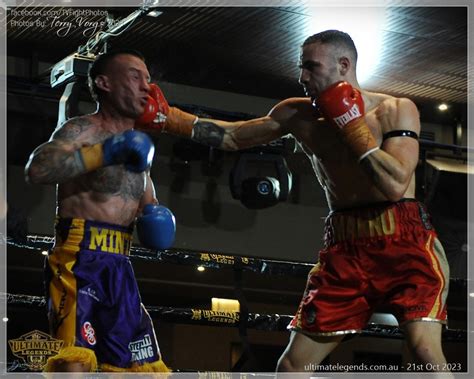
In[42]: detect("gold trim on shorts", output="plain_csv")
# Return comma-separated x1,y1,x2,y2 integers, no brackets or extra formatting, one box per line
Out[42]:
290,326,361,337
401,317,447,326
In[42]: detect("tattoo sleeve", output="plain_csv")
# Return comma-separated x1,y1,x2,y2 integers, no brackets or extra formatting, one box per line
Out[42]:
25,118,94,184
27,141,89,184
191,120,225,148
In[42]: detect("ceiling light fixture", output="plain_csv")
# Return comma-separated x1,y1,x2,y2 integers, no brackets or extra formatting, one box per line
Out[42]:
438,103,448,111
147,11,163,18
303,7,388,85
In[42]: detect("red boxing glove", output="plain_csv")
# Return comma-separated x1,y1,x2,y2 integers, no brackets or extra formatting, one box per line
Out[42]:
135,83,197,137
136,83,170,130
317,81,379,161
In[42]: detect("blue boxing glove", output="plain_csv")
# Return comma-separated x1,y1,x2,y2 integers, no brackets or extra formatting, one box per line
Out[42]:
76,130,154,173
103,130,154,172
137,204,176,249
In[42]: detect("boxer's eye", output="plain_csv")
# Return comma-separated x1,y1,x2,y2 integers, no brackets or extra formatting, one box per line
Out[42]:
299,61,319,71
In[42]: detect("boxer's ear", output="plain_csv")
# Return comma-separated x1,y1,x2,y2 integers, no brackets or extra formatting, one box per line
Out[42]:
338,56,351,76
94,75,111,93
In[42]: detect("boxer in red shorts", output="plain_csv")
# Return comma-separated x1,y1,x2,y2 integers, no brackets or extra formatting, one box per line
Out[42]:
290,199,449,335
135,30,452,374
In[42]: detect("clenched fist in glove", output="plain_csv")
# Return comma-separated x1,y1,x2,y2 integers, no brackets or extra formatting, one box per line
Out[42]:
316,81,379,161
135,83,197,138
137,204,176,250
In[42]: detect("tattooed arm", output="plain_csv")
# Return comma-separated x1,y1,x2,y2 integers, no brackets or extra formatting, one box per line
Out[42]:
25,117,97,185
191,116,285,151
158,99,305,151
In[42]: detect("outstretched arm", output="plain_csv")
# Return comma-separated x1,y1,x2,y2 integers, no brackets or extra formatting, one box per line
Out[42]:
189,115,286,151
135,83,298,151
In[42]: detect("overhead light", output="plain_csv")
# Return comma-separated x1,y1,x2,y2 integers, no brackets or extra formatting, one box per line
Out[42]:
197,265,205,272
438,103,448,111
147,11,163,18
41,250,49,256
302,7,388,84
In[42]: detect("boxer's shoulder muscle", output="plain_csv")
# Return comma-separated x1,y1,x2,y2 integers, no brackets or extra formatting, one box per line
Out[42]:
53,114,112,145
374,95,420,134
270,97,313,119
269,97,315,131
53,115,96,141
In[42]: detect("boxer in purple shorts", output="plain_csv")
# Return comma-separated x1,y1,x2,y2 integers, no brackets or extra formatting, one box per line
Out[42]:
25,49,176,372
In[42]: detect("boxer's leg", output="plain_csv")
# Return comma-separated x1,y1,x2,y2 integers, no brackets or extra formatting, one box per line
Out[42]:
277,331,343,374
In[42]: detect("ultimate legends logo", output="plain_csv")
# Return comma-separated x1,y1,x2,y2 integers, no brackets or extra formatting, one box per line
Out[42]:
8,330,63,371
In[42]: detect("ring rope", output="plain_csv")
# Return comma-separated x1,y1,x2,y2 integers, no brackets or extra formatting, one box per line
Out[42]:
6,236,467,291
8,235,314,277
4,293,466,342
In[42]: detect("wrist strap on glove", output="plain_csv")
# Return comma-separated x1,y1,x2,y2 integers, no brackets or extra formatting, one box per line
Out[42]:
338,118,379,161
75,144,104,172
163,107,198,137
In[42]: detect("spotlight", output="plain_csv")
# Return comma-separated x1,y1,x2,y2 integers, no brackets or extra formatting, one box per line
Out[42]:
438,103,448,111
147,11,163,17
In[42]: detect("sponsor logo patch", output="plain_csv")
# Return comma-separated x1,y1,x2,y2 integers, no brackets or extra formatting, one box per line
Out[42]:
129,334,155,362
81,321,96,346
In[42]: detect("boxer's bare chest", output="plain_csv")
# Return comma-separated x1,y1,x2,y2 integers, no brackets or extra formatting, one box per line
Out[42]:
291,96,394,205
62,127,145,202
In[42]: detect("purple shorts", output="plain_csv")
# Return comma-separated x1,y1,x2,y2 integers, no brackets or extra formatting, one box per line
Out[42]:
45,217,162,369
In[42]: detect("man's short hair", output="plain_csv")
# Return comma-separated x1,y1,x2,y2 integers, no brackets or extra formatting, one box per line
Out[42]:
303,30,358,63
88,48,146,102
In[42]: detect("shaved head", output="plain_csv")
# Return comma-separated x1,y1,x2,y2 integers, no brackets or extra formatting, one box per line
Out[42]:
303,30,358,65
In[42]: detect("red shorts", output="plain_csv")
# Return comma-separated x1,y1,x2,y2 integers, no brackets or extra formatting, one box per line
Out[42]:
289,199,449,336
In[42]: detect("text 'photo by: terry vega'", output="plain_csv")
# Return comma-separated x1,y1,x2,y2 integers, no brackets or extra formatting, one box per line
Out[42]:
8,8,122,38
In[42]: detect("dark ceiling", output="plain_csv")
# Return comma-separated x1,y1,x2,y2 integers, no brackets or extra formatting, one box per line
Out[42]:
7,6,467,112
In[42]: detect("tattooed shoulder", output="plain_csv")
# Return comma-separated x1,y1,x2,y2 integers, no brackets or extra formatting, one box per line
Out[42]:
52,116,96,141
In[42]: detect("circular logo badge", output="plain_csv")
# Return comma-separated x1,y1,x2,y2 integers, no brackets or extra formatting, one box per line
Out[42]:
81,321,97,346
